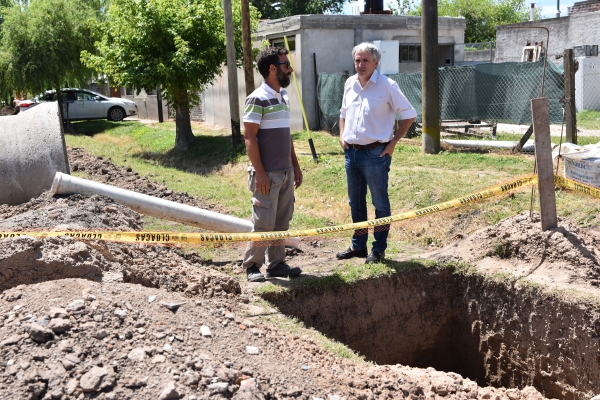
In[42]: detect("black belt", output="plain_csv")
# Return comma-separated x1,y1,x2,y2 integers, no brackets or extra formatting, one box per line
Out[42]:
349,141,389,150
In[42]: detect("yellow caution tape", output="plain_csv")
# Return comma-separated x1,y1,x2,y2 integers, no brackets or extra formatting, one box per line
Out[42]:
554,175,600,199
1,175,537,244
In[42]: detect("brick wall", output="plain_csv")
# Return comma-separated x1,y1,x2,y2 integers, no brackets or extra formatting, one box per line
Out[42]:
569,0,600,15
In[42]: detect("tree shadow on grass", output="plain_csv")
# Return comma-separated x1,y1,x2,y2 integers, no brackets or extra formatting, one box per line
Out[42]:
69,120,135,136
133,134,246,176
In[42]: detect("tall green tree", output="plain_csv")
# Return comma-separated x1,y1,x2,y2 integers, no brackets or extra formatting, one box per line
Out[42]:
391,0,530,43
82,0,259,151
1,0,95,115
0,0,16,105
251,0,346,19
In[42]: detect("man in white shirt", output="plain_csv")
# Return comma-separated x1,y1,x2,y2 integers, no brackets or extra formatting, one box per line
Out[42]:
336,42,417,264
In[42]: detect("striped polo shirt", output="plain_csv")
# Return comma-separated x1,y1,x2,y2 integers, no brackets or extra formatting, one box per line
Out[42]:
243,82,292,172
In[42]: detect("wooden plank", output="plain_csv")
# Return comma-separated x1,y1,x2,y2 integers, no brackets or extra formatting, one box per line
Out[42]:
531,97,558,230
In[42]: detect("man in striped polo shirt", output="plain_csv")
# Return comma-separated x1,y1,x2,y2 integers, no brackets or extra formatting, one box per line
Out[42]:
242,47,303,282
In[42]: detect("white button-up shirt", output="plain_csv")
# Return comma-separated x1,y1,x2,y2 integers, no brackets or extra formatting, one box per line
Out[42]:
340,69,417,145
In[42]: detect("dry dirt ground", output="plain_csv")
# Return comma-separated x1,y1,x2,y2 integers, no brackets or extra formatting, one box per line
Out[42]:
0,147,599,400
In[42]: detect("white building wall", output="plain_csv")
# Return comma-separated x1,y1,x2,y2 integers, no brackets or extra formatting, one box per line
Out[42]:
203,15,466,131
495,11,600,64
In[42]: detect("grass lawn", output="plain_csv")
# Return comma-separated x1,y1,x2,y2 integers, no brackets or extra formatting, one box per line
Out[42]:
65,119,600,257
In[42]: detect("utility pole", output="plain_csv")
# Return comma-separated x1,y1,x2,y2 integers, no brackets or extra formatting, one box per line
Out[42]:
421,0,440,154
241,0,255,97
223,0,242,147
564,48,577,144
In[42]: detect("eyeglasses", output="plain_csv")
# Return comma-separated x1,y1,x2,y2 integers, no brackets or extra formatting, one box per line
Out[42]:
273,61,291,69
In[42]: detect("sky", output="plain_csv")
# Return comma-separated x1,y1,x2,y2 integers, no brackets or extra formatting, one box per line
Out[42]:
344,0,577,19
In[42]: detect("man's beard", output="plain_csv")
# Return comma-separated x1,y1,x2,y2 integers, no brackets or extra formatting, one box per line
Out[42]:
276,69,291,88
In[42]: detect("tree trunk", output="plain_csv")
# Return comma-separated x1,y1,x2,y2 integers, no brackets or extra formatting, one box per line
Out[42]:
175,102,194,151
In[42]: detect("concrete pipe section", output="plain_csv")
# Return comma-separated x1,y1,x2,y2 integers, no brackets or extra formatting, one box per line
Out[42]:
51,172,300,247
0,102,70,205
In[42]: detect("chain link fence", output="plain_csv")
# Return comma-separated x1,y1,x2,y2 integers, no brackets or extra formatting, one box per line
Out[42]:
317,59,566,136
317,58,600,147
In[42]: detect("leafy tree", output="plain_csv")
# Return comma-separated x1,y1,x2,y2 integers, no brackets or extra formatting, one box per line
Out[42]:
389,0,420,16
251,0,346,19
83,0,259,151
0,0,15,105
0,0,95,115
83,0,111,19
391,0,530,44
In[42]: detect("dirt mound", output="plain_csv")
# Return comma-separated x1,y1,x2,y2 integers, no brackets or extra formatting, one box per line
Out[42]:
0,237,105,292
0,193,143,231
431,212,600,288
68,147,227,214
0,106,17,116
0,190,240,300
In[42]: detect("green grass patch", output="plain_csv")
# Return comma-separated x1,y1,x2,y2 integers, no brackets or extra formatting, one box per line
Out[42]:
577,110,600,130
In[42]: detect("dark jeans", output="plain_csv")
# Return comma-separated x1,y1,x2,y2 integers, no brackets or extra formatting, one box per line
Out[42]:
344,145,392,253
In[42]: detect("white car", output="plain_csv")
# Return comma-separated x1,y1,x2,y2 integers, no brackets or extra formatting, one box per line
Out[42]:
41,88,138,121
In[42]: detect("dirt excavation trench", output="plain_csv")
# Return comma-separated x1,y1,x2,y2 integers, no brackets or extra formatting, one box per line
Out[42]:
263,268,600,400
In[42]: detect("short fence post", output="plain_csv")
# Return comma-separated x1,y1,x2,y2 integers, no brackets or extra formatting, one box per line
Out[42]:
531,97,558,231
564,49,577,144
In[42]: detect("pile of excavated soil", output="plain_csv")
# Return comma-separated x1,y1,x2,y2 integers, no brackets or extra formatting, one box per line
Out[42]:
0,191,241,301
0,106,17,116
430,212,600,289
0,147,574,399
0,193,143,231
68,147,227,213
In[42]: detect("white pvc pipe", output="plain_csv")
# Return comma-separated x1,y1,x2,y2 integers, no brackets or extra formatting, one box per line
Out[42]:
442,139,535,152
51,172,300,247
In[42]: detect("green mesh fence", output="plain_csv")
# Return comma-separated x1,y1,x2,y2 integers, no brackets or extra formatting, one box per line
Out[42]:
317,60,565,134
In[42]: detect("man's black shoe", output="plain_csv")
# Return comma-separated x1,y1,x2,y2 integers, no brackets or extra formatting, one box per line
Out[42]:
365,250,385,264
246,264,265,282
336,247,368,260
266,262,302,279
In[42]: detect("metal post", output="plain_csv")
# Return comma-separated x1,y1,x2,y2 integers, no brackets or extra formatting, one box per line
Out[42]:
313,53,320,130
241,0,255,97
564,48,577,144
421,0,440,154
223,0,241,147
156,86,164,123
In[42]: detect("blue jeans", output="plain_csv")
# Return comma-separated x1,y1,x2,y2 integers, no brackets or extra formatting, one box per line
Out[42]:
344,145,392,253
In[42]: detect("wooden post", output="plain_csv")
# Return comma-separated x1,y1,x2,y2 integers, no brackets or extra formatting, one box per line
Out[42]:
223,0,242,147
241,0,255,97
564,48,577,144
531,97,558,231
421,0,440,154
